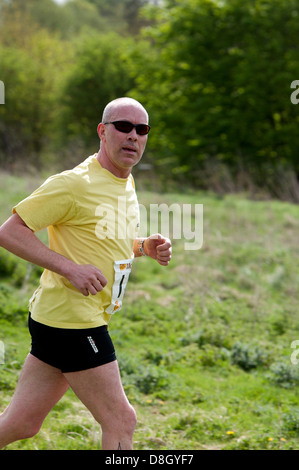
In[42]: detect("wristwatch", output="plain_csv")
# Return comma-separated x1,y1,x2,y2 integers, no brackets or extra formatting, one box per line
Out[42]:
137,239,147,256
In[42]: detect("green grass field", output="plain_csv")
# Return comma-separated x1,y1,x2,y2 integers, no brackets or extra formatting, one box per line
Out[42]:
0,172,298,450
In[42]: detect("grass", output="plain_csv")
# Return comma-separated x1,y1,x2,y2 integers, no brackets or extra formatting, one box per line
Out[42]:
0,172,298,450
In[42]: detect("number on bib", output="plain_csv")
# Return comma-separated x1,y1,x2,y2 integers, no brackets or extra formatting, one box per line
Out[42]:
105,259,133,314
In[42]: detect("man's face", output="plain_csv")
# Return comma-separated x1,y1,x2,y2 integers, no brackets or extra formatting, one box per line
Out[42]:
98,103,149,177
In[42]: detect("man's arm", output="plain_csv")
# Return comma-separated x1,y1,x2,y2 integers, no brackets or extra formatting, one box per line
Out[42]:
134,234,172,266
0,213,107,296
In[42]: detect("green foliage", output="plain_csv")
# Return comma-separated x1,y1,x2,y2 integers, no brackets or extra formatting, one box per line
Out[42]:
230,341,269,371
0,284,28,323
0,46,45,165
133,365,170,395
85,0,149,35
1,178,299,449
0,370,17,391
0,0,147,39
0,31,72,167
282,409,299,437
132,0,299,189
0,249,27,286
28,0,106,37
0,0,143,168
57,32,135,148
1,0,299,195
269,362,299,389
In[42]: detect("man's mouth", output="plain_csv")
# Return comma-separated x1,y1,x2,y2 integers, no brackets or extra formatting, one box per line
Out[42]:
122,146,137,154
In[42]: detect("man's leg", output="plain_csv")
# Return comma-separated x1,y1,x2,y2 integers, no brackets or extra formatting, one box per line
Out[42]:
0,354,69,449
64,360,137,450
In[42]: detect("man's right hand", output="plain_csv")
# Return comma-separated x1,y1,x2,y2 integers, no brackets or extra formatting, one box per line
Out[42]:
66,264,108,297
0,213,108,297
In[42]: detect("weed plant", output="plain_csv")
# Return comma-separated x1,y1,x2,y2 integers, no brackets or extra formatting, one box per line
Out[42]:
0,174,298,450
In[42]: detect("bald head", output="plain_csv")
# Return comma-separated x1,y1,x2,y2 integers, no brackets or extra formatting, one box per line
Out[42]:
97,96,149,178
102,97,149,124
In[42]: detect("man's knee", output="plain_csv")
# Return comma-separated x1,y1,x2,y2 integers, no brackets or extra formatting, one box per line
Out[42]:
101,402,137,435
12,421,42,442
0,413,43,442
20,420,43,440
126,404,137,434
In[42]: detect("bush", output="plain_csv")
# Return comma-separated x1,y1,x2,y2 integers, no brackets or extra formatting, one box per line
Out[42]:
134,365,170,395
58,32,135,149
282,409,299,436
268,362,299,388
179,324,232,350
0,371,18,391
0,37,63,168
0,284,28,324
0,249,28,286
230,341,269,371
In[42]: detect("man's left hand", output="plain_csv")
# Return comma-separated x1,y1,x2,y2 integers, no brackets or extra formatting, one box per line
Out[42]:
143,234,172,266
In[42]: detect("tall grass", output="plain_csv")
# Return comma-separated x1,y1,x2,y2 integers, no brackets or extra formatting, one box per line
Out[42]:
0,173,298,450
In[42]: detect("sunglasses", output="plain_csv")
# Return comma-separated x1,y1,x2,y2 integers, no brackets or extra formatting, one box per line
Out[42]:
104,120,151,136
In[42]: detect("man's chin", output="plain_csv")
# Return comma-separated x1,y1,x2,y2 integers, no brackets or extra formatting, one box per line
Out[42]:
121,154,141,168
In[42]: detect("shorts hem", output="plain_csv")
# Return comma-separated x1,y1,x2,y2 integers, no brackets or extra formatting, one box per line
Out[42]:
29,351,61,370
29,351,117,373
61,354,117,373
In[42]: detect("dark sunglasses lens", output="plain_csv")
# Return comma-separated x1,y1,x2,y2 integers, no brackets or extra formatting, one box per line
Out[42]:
136,124,150,135
114,121,134,133
113,121,150,135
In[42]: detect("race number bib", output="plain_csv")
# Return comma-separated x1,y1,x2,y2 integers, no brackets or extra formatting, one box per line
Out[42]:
105,259,133,314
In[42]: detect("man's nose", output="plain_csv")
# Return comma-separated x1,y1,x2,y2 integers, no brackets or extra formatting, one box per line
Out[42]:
127,128,138,140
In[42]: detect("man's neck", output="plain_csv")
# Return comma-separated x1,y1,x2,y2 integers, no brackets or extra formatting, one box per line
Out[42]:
96,150,131,179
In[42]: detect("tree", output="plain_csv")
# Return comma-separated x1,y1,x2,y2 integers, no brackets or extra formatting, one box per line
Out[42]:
131,0,299,187
57,32,136,150
86,0,149,34
0,28,72,168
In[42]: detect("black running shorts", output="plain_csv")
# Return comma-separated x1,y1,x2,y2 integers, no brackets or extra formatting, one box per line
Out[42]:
28,313,117,373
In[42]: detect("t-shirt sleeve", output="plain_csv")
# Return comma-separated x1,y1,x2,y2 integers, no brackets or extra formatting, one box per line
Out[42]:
13,174,76,232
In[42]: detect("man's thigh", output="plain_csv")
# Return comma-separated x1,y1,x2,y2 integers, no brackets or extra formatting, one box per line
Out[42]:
2,354,69,425
64,360,130,424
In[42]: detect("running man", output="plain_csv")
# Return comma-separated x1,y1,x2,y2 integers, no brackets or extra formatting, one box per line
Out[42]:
0,97,172,450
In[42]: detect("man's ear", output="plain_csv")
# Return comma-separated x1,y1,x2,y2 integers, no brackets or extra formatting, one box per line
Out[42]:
97,123,105,140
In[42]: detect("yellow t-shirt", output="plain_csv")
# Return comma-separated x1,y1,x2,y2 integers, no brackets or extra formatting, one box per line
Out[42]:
13,155,140,329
